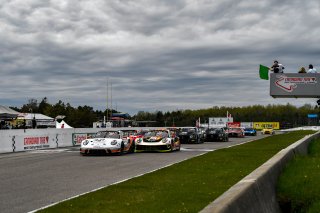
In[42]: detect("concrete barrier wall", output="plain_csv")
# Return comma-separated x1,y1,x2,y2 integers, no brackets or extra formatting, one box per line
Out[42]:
0,127,162,153
0,128,106,153
200,131,320,213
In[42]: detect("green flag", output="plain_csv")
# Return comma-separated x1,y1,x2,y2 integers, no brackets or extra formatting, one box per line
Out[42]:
259,64,269,80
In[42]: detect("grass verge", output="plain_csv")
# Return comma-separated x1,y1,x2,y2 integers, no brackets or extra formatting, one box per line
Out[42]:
277,137,320,213
40,131,315,213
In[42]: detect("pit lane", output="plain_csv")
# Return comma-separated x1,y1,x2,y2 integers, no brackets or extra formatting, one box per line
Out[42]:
0,133,269,213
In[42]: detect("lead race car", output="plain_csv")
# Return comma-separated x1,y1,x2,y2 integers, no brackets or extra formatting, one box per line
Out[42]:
135,129,180,152
80,130,135,155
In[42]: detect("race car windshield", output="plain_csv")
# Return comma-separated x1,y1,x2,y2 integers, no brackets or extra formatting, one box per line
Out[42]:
182,128,196,133
107,132,120,139
208,128,219,133
95,132,107,138
229,128,240,131
156,131,168,138
144,131,168,138
123,131,134,137
97,131,120,139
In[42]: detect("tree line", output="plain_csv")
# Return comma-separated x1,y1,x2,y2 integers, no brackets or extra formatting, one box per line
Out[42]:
134,104,319,128
10,98,320,128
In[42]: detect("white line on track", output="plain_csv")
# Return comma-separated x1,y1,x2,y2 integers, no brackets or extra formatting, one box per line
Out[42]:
180,148,215,152
29,149,69,153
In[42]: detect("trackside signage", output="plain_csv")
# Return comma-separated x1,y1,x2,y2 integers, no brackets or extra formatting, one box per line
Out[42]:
209,117,233,127
270,73,320,98
72,133,96,146
24,136,50,150
253,122,280,130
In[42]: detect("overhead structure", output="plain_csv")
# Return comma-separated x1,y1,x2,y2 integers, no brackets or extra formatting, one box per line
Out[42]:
270,73,320,98
0,106,19,119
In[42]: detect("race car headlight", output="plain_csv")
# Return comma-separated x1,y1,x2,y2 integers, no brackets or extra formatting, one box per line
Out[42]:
189,135,194,138
111,140,117,145
162,138,169,143
136,138,142,143
82,140,89,146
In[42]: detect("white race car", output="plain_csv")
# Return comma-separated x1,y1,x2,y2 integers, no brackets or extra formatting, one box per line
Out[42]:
135,129,181,152
80,130,135,155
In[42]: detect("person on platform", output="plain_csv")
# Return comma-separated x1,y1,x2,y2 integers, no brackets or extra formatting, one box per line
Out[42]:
307,64,317,73
270,60,285,73
298,67,306,73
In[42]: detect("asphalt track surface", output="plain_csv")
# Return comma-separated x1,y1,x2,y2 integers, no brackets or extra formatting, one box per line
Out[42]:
0,134,270,213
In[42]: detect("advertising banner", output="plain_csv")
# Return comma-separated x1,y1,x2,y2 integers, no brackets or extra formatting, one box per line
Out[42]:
209,117,233,127
72,133,96,146
227,122,241,128
241,122,253,128
270,73,320,98
23,136,50,150
308,114,318,118
253,122,280,130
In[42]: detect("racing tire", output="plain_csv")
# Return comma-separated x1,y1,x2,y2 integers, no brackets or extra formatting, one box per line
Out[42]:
128,142,135,153
170,142,174,152
117,142,125,156
196,137,201,144
80,149,87,156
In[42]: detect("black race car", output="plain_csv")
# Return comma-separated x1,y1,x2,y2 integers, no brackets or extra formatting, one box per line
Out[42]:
178,127,204,144
205,127,229,142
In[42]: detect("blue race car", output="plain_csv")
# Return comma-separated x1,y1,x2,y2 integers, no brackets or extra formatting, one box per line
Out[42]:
244,128,257,136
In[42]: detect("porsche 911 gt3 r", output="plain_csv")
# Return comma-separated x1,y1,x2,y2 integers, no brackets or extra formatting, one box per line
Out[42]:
135,129,180,152
80,130,135,155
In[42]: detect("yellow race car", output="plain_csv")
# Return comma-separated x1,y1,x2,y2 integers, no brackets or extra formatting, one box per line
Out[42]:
261,128,275,135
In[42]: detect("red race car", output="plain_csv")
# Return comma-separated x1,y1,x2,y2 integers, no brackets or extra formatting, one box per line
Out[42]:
228,127,245,138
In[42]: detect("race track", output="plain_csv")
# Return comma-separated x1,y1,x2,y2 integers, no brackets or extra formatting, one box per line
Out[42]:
0,134,269,213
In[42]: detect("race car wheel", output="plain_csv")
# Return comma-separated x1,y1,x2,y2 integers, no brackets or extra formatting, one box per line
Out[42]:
128,142,135,153
117,142,125,155
170,142,174,152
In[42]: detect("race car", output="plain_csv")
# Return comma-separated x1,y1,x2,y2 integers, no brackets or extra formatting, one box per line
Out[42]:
261,128,275,135
205,127,229,142
135,129,180,152
228,127,245,137
178,127,204,144
121,129,138,143
80,130,135,155
244,128,257,136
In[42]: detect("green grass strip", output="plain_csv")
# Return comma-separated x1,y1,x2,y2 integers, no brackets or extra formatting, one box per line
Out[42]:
277,137,320,213
40,131,315,213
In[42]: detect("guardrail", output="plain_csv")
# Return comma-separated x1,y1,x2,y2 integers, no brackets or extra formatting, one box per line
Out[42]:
200,131,320,213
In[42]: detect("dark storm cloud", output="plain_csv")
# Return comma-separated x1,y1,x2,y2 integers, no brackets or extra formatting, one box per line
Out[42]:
0,0,319,114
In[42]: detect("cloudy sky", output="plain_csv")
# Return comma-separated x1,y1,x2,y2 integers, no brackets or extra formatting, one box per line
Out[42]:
1,0,320,115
